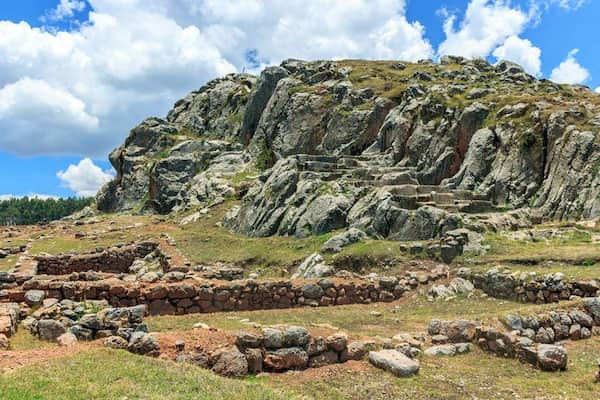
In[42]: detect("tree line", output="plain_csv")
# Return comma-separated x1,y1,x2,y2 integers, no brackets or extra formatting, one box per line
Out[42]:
0,197,94,225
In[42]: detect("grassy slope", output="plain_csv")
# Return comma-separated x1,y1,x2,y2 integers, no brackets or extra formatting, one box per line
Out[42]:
0,348,294,400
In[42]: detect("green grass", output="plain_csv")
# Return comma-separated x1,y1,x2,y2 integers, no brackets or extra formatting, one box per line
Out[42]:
268,338,600,399
28,231,149,255
0,239,28,248
172,203,331,276
0,348,294,400
473,230,600,266
7,328,53,351
5,311,600,400
0,255,17,271
468,262,600,281
148,294,566,338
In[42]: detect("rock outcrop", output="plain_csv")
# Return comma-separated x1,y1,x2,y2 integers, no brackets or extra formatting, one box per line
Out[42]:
97,58,600,240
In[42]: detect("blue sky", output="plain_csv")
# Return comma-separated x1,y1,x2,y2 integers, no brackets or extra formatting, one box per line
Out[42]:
0,0,598,198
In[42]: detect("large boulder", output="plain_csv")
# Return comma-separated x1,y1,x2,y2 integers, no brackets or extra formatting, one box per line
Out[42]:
24,290,45,306
320,228,367,253
264,347,309,371
292,253,334,279
211,347,249,377
37,319,67,342
368,350,420,377
536,344,568,372
127,332,160,357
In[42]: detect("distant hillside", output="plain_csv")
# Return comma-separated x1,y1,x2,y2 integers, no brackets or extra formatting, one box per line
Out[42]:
0,197,93,225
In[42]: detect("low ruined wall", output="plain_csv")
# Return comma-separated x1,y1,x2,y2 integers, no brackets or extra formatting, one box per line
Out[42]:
200,328,368,377
34,241,160,275
500,298,600,344
458,268,599,303
0,303,20,337
16,271,446,315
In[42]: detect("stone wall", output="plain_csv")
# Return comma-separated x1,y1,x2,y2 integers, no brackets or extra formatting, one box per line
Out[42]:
15,270,446,316
0,245,26,255
0,303,20,337
427,317,570,372
458,268,599,303
35,241,161,275
202,327,368,377
501,298,600,344
475,327,568,372
25,301,148,342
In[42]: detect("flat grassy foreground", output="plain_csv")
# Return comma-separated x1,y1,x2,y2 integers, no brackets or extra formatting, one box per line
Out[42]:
1,338,599,400
148,293,570,338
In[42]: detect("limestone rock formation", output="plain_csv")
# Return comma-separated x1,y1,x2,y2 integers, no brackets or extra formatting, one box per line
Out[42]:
97,57,600,241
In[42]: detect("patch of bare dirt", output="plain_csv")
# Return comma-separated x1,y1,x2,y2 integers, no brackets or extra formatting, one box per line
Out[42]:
0,342,96,371
156,329,235,360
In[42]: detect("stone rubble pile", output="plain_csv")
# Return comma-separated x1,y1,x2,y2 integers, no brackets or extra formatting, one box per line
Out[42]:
499,297,600,346
24,300,148,343
427,277,474,300
424,299,600,373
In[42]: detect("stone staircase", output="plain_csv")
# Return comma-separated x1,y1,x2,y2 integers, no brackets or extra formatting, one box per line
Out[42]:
295,154,498,214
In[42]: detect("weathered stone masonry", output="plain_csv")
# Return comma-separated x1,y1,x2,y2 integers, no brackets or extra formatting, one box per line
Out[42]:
458,268,599,303
13,270,446,316
34,241,161,275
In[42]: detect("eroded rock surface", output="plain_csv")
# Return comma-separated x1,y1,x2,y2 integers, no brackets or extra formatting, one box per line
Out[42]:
96,58,600,240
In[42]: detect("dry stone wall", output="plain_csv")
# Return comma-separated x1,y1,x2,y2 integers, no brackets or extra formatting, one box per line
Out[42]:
35,241,161,275
458,268,599,303
203,328,368,377
13,270,446,316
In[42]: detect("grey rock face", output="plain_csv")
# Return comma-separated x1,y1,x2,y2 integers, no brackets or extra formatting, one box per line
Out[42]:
98,74,254,213
242,66,289,142
321,228,367,253
368,349,420,377
167,74,256,141
225,157,357,238
98,58,600,230
292,253,334,279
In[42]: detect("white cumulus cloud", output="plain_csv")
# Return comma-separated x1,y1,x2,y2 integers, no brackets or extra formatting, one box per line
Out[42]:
493,35,542,76
0,78,100,154
42,0,86,22
0,0,434,158
57,158,114,197
438,0,529,59
550,49,590,84
595,87,600,93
